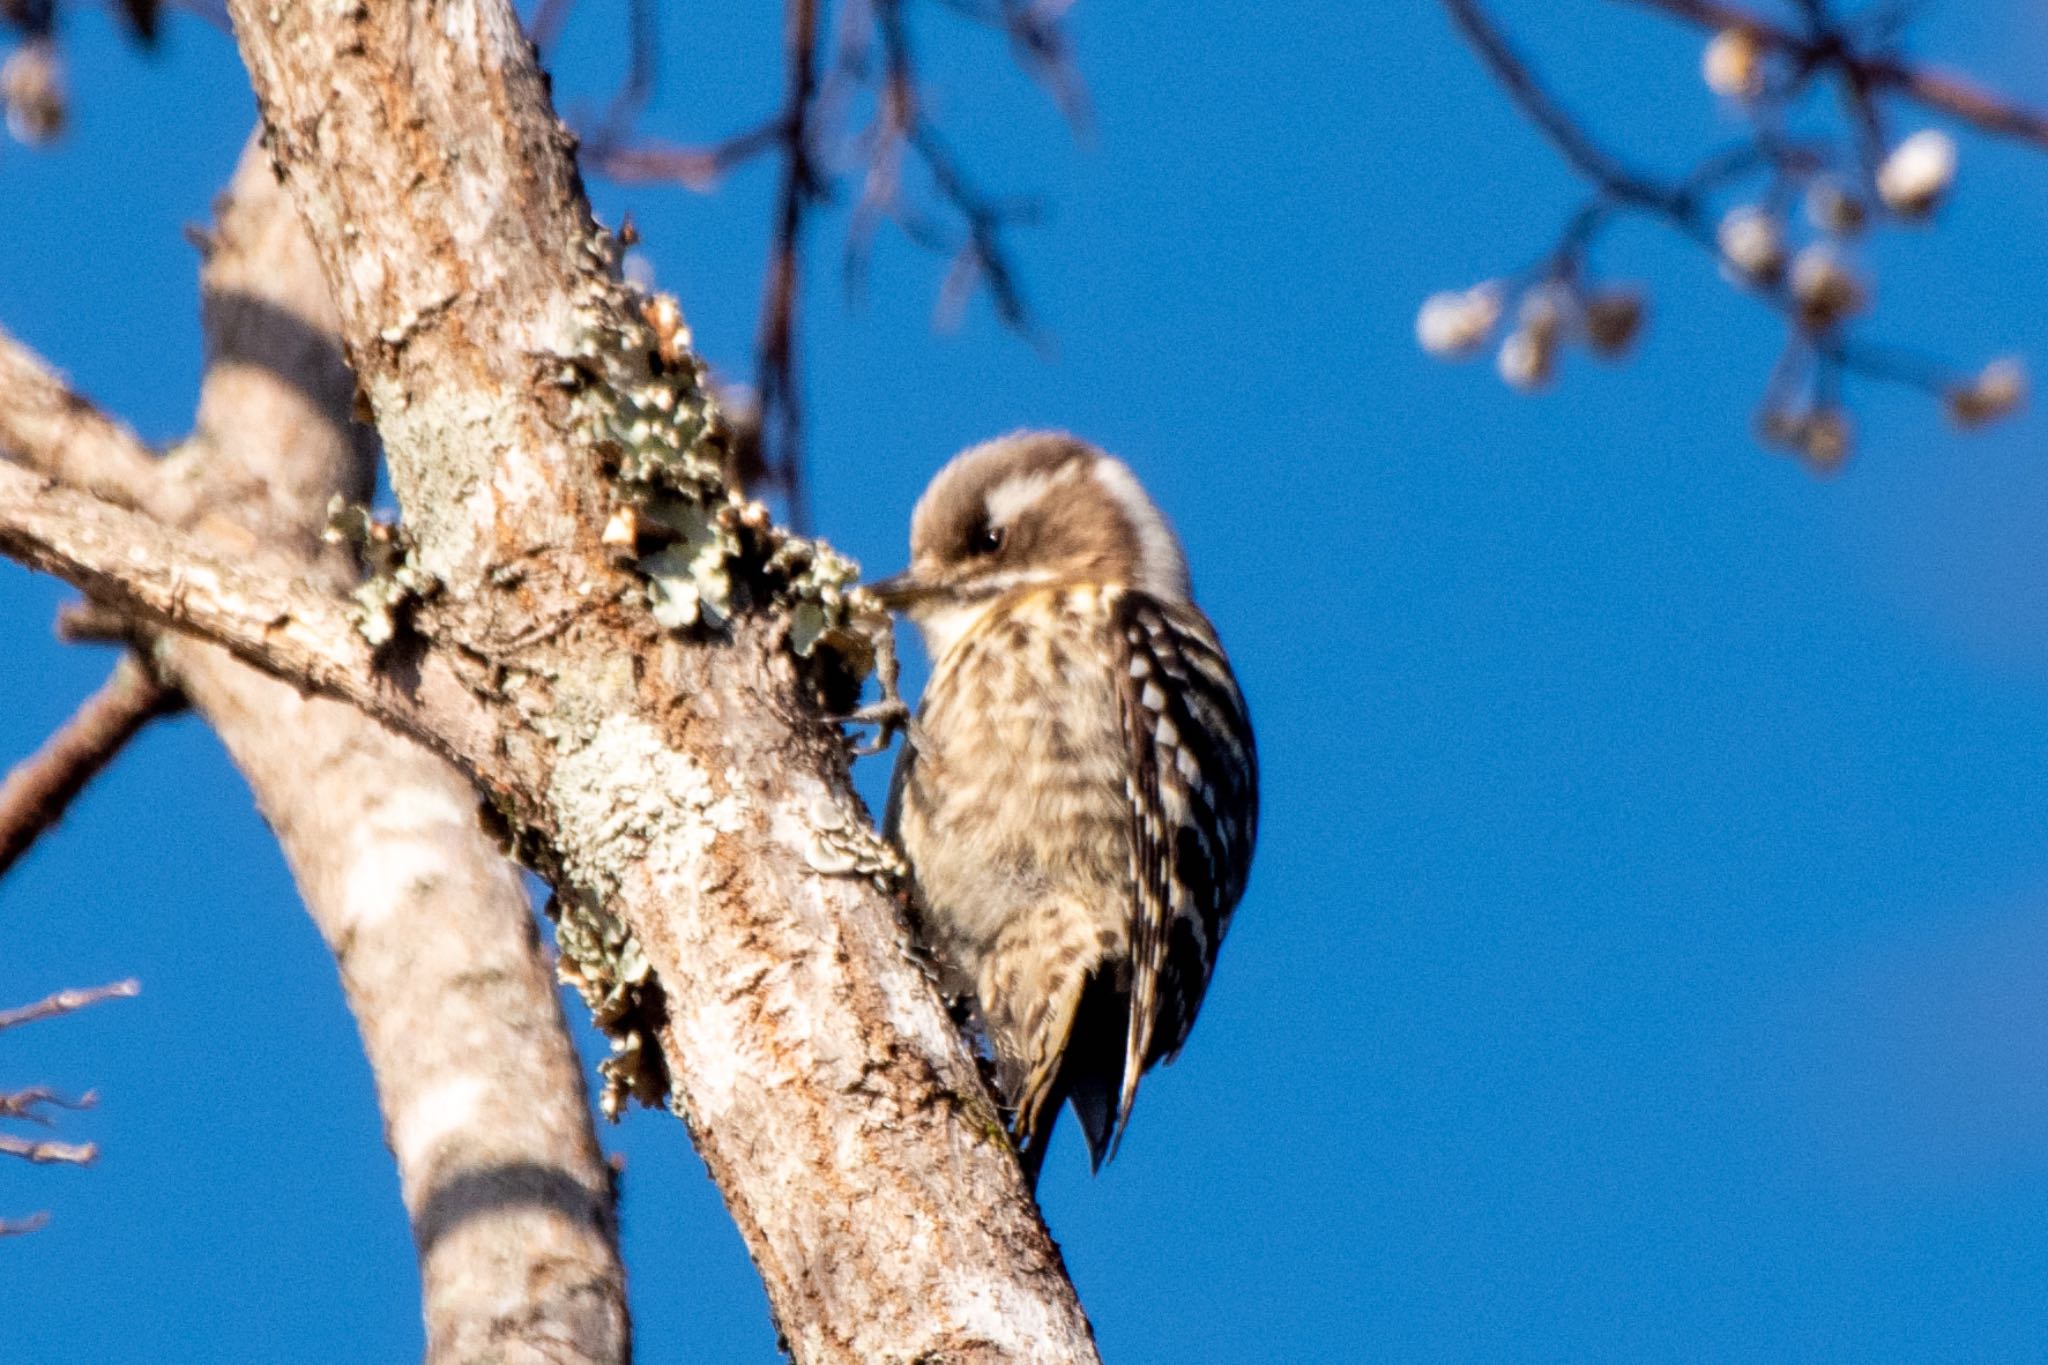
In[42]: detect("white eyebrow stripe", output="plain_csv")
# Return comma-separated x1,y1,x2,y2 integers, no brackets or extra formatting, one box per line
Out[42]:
983,461,1081,531
1091,457,1191,602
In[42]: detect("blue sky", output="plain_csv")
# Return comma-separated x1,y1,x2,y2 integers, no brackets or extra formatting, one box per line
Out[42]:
6,1,2048,1360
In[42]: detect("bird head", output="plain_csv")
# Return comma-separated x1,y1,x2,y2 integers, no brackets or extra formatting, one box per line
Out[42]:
867,431,1191,661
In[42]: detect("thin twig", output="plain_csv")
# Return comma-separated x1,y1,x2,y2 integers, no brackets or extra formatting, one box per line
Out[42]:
1441,0,1690,217
754,0,825,529
1610,0,2048,149
0,1213,52,1236
588,0,659,155
585,0,1080,514
0,979,139,1032
1440,0,2003,405
0,655,180,878
0,1132,96,1165
594,119,788,191
0,1087,95,1123
528,0,576,51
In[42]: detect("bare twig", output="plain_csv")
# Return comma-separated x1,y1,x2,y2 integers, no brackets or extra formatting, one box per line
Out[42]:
0,979,137,1032
1611,0,2048,150
854,0,1040,333
0,980,129,1235
0,1132,95,1164
0,1086,95,1122
1434,0,2037,464
0,461,495,767
528,0,575,50
1443,0,1688,217
755,0,825,529
585,0,1078,514
595,118,787,190
0,655,180,877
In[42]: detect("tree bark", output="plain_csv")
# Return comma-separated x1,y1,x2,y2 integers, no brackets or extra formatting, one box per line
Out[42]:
170,142,634,1365
0,140,633,1363
7,0,1103,1358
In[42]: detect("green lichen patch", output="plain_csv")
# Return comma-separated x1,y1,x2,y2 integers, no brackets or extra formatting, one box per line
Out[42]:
548,888,671,1121
802,787,908,891
323,496,441,649
558,235,893,713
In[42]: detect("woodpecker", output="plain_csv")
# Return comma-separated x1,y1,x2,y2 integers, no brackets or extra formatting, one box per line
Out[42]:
869,431,1257,1185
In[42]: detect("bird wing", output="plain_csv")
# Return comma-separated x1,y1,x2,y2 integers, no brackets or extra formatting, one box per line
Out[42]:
1110,590,1258,1154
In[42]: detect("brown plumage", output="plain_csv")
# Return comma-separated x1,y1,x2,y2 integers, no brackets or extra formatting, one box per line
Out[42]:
872,431,1257,1184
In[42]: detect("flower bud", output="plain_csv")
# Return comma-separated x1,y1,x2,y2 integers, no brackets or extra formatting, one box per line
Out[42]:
1702,28,1764,99
1517,281,1575,350
1803,177,1867,237
1945,358,2027,428
1416,283,1503,360
1583,288,1646,358
1757,408,1803,451
1496,329,1555,392
1789,244,1867,332
1,40,64,145
1798,408,1852,473
1877,129,1957,218
1718,206,1785,285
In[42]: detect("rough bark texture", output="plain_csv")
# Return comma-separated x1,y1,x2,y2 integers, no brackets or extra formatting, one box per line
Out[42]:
0,142,631,1365
0,1,1101,1355
207,2,1103,1360
167,145,633,1365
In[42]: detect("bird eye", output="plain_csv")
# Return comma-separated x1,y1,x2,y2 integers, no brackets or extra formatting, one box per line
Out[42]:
968,522,1006,556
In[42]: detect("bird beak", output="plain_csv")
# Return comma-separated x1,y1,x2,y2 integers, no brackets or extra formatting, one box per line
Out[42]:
863,570,935,611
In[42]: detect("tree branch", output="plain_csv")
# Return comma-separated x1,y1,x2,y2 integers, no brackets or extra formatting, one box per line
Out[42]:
0,326,164,511
1611,0,2048,149
156,141,632,1365
0,655,179,876
0,465,411,726
0,1132,96,1165
0,978,138,1032
218,0,1099,1357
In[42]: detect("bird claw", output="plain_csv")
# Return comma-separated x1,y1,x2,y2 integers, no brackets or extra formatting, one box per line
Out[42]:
840,698,915,756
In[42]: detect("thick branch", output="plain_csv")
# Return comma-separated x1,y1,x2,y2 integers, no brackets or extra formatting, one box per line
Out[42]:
0,460,505,768
222,0,1099,1357
0,656,178,876
156,143,631,1365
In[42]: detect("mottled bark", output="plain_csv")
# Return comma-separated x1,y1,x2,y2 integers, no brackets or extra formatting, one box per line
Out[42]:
209,2,1100,1360
0,141,631,1364
165,145,632,1365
